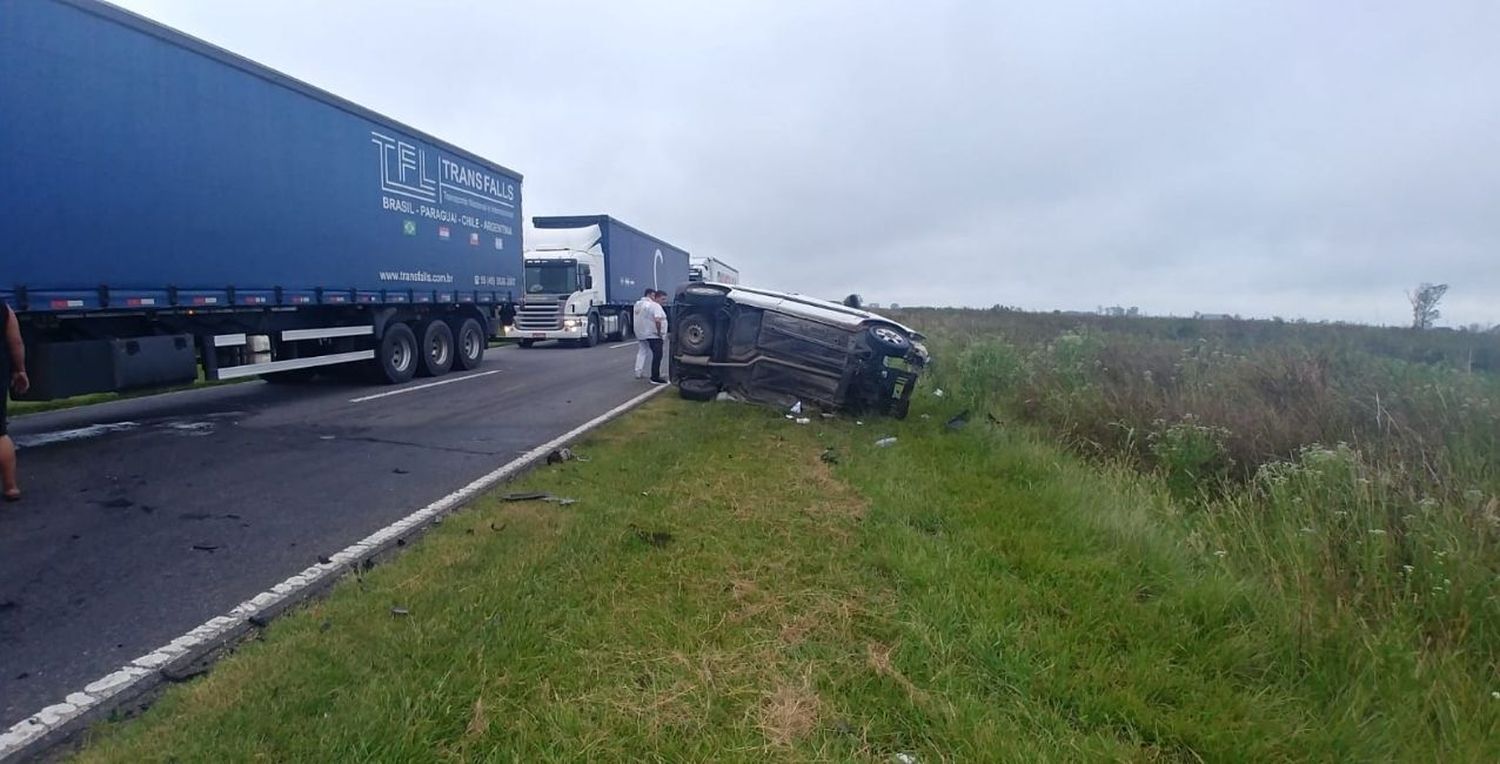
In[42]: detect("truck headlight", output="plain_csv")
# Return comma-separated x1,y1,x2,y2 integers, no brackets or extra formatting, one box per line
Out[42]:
563,319,579,329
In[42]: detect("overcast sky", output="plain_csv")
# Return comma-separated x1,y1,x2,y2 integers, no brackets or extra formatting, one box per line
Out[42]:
112,0,1499,326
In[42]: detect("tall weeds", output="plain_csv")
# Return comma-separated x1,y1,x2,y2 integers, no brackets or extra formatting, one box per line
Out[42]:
909,309,1500,744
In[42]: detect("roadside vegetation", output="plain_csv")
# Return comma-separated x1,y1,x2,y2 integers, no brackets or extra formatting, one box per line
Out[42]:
74,311,1497,761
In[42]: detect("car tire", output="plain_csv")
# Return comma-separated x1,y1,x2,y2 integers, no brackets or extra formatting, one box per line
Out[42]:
677,312,715,355
678,377,718,401
451,317,486,371
375,322,418,384
866,324,912,356
416,319,455,377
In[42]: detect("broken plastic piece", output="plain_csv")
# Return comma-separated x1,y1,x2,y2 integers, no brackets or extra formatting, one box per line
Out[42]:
795,417,811,425
790,401,804,415
933,388,945,397
875,437,898,447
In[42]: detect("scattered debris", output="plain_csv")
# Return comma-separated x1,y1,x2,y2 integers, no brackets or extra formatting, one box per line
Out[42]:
790,401,804,415
545,447,574,465
630,524,674,548
191,544,219,552
392,468,410,475
986,412,1003,426
820,448,840,465
390,607,410,617
821,412,836,419
319,619,333,632
490,522,506,533
933,388,945,398
875,437,898,448
503,491,551,502
920,414,931,420
574,455,592,463
502,491,577,506
856,421,865,426
946,410,970,430
795,417,811,425
319,435,336,441
98,497,134,510
893,753,919,764
317,554,333,565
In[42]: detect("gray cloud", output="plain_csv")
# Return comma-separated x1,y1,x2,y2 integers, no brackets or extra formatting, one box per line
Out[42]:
114,0,1500,325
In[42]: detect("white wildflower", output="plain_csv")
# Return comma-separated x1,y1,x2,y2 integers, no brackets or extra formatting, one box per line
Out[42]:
1402,565,1414,575
1214,550,1228,558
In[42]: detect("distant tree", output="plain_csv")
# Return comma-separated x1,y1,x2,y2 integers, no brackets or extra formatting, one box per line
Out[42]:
1407,283,1449,329
842,294,863,309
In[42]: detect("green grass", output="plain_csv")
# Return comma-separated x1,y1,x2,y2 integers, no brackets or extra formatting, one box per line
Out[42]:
73,390,1498,761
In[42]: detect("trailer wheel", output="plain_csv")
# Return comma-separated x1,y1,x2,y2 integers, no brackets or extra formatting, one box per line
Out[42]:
375,322,418,384
417,320,455,377
451,318,486,371
677,312,715,356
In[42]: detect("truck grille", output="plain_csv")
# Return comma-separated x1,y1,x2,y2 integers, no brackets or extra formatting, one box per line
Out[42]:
516,300,564,331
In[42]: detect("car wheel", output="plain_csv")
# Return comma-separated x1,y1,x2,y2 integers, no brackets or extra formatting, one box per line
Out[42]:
678,377,718,401
677,312,715,355
374,322,418,384
451,317,486,370
867,324,911,356
416,319,455,377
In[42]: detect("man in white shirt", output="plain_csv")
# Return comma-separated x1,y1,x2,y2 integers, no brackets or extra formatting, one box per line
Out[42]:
632,288,655,380
640,290,669,384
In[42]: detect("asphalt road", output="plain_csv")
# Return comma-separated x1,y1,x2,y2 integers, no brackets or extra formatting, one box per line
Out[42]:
0,341,655,728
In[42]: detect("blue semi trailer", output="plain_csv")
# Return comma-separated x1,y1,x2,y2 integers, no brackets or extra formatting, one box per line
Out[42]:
511,216,691,347
0,0,524,398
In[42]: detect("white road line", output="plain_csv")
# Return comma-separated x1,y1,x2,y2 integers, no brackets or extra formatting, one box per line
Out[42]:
348,370,501,403
0,383,671,760
609,342,636,349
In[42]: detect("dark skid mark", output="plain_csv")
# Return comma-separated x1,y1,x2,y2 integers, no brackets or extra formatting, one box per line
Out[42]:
97,497,134,510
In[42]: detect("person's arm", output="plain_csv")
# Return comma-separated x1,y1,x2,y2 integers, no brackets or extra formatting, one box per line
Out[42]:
5,307,27,396
653,304,665,335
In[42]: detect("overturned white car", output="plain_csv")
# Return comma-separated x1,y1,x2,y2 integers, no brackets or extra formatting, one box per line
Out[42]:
669,284,929,418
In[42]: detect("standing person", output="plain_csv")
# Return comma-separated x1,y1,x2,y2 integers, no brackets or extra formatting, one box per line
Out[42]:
2,301,28,502
632,288,656,380
644,290,669,385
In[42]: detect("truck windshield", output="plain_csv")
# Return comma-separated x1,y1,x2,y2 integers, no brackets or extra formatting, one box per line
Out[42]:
525,264,576,294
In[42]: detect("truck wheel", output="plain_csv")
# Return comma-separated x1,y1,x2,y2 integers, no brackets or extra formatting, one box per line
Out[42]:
375,322,418,384
677,313,715,355
451,318,486,371
518,340,535,349
866,324,911,356
417,320,455,377
579,316,599,348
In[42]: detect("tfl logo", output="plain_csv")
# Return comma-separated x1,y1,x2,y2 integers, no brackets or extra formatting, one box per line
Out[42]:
371,131,437,203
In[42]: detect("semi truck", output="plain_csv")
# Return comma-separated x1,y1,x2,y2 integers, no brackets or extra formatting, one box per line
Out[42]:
688,257,740,285
1,0,524,399
510,216,690,348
